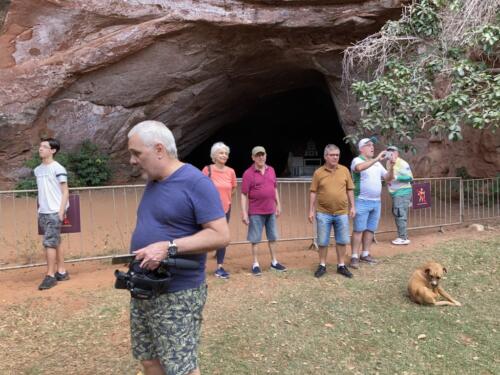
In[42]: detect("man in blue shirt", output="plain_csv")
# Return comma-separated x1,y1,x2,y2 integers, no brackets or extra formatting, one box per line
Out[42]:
127,120,229,375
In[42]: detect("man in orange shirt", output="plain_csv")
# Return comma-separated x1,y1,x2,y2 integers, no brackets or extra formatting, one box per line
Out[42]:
308,144,356,278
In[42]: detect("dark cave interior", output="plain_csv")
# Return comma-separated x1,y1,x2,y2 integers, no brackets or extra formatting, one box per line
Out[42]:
184,85,354,177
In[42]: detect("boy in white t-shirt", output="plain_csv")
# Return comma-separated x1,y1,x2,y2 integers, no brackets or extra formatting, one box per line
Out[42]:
34,138,70,290
350,138,394,268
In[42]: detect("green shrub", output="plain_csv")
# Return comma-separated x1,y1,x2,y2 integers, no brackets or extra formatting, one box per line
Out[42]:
14,177,38,192
15,140,111,191
455,166,472,179
69,140,111,187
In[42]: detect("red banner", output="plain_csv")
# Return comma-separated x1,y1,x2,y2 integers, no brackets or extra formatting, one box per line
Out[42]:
412,182,431,209
38,194,81,234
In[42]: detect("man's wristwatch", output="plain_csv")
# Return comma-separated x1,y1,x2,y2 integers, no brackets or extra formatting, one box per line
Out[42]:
167,240,178,258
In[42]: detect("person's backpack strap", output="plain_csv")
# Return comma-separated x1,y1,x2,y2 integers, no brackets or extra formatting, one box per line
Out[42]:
207,165,212,178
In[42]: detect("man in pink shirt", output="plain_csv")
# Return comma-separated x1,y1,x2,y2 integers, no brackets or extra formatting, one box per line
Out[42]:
241,146,287,276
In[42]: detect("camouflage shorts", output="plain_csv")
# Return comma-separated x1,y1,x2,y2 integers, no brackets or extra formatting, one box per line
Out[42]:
38,213,62,248
130,284,208,375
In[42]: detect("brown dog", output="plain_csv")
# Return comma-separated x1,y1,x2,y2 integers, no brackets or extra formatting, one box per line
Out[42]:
408,261,461,306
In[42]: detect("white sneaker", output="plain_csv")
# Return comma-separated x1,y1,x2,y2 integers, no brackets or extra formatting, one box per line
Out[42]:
392,238,410,245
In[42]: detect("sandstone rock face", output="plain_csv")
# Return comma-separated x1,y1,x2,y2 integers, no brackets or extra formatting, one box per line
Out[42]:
412,128,500,179
0,0,497,187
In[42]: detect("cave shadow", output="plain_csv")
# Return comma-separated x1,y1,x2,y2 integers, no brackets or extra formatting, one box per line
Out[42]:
184,82,354,177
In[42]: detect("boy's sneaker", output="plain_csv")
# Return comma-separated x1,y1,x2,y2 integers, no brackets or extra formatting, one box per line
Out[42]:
314,265,327,278
350,257,360,269
270,262,287,272
392,238,411,245
38,275,57,290
251,265,262,276
337,265,353,278
214,267,230,279
55,271,70,281
359,255,377,264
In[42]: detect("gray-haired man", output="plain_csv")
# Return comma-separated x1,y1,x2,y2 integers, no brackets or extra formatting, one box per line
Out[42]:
127,120,230,375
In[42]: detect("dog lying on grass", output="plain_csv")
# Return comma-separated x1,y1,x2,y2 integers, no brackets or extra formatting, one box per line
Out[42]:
408,261,461,306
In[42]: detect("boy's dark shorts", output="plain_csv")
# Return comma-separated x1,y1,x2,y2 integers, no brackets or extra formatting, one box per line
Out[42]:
130,284,207,375
38,213,62,248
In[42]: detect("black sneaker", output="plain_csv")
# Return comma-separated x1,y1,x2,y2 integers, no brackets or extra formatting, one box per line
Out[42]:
337,265,353,278
214,267,229,279
55,271,70,281
360,255,377,264
38,275,57,290
270,262,287,272
251,265,262,276
350,257,360,269
314,265,327,278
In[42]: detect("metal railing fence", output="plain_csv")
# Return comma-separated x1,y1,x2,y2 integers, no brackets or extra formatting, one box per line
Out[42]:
0,177,498,270
461,178,500,221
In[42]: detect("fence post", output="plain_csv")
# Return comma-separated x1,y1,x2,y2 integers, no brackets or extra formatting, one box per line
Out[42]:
459,177,464,224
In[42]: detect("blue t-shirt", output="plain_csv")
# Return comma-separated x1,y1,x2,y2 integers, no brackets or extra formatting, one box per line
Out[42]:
130,164,225,292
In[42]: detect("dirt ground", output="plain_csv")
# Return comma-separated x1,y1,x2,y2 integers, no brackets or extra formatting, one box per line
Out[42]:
0,222,498,310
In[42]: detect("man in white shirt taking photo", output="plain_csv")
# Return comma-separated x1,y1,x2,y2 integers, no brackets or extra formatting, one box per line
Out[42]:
350,138,394,268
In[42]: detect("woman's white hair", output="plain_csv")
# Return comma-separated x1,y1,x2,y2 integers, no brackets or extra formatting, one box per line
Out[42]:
210,142,230,163
128,120,177,158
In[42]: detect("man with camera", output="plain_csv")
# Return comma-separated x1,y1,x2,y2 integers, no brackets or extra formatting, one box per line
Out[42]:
126,120,230,375
350,138,394,269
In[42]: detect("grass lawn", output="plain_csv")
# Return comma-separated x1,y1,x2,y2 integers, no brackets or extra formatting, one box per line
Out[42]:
0,236,498,374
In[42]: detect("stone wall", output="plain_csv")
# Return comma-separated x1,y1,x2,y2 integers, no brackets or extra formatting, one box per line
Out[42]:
0,0,497,187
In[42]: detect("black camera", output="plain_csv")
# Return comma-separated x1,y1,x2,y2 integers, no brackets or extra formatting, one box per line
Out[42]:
114,257,199,300
114,260,172,299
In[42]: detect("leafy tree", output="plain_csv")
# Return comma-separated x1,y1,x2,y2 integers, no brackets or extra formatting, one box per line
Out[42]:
343,0,499,151
0,1,10,28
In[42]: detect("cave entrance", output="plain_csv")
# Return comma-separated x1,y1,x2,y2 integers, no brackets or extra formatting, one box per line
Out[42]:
184,82,353,177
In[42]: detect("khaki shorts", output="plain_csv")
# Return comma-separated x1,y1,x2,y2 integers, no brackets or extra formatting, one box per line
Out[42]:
130,284,207,375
